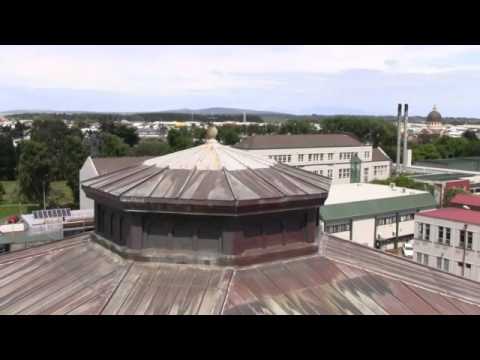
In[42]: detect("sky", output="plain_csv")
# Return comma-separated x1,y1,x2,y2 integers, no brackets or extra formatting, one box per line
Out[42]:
2,45,480,117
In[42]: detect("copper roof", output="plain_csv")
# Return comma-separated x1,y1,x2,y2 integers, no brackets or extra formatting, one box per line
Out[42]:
1,234,479,315
82,139,331,215
427,106,443,124
235,133,364,150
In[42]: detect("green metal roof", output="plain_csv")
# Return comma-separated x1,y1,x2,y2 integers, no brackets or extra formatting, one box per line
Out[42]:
320,193,436,222
415,157,480,172
413,173,468,182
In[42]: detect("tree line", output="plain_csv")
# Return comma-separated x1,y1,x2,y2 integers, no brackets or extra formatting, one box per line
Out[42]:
2,115,480,210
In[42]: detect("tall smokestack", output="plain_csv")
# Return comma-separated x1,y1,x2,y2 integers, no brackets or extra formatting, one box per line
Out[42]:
396,104,402,171
403,104,409,170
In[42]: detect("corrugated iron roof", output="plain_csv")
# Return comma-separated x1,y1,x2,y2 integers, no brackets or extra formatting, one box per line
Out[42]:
0,233,479,315
320,193,436,222
235,133,364,150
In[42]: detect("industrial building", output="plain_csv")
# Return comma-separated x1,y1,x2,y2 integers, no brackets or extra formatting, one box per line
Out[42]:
414,207,480,282
319,183,436,250
235,133,392,184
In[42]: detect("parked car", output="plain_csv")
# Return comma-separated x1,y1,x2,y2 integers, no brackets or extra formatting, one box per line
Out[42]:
402,242,414,257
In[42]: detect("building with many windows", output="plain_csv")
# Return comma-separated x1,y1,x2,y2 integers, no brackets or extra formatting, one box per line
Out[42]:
414,207,480,282
235,133,392,184
320,183,436,249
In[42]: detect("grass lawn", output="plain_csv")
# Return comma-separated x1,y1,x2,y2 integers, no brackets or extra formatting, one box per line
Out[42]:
0,180,74,222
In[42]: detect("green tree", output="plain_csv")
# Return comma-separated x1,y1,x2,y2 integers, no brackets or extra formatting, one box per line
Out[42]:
463,130,478,141
30,118,73,180
100,120,139,147
0,134,16,180
130,139,171,156
98,134,130,157
63,135,90,207
218,126,241,145
168,128,194,151
445,187,468,206
17,140,53,205
279,120,317,135
0,182,5,202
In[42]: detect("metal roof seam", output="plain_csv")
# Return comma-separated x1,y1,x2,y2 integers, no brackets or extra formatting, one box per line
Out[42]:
219,269,235,315
82,164,143,187
222,168,238,202
94,166,154,191
116,166,167,198
99,261,134,315
146,166,171,198
175,166,198,200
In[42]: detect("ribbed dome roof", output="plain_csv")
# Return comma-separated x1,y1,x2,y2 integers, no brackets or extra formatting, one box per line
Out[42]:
82,133,330,215
426,106,442,124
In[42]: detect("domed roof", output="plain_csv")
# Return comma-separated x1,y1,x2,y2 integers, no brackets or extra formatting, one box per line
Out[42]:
82,128,330,215
426,106,442,124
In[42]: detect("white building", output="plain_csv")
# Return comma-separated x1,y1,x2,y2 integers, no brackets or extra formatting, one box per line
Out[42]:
320,183,436,249
79,156,153,209
414,207,480,282
235,133,392,184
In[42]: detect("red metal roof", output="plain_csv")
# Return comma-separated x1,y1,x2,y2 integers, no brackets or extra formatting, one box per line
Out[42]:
451,193,480,208
418,207,480,226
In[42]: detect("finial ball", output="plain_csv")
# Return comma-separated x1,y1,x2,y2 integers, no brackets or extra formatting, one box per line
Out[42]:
206,126,218,140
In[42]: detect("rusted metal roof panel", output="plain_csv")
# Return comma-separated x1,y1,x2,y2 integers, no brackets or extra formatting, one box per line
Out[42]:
1,234,480,315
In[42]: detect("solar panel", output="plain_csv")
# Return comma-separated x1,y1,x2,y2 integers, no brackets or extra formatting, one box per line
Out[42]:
32,208,72,219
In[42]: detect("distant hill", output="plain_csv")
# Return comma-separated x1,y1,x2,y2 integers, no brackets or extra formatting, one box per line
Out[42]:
162,107,293,116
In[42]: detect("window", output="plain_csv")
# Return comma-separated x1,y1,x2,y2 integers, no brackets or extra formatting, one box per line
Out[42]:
308,154,313,162
328,153,334,160
400,214,414,222
445,227,451,246
320,153,324,161
298,154,304,162
378,215,397,226
326,222,351,234
460,230,466,248
425,224,430,241
423,254,429,266
438,226,444,243
437,257,442,269
319,170,323,176
418,223,424,238
363,168,369,183
467,231,473,250
364,151,370,160
327,169,333,178
287,155,291,163
416,252,422,263
443,258,450,272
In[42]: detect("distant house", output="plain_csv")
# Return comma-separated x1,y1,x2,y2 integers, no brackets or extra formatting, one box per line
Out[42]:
79,156,153,209
235,133,392,184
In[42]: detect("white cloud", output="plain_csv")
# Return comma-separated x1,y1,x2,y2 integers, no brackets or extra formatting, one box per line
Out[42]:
1,45,480,97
